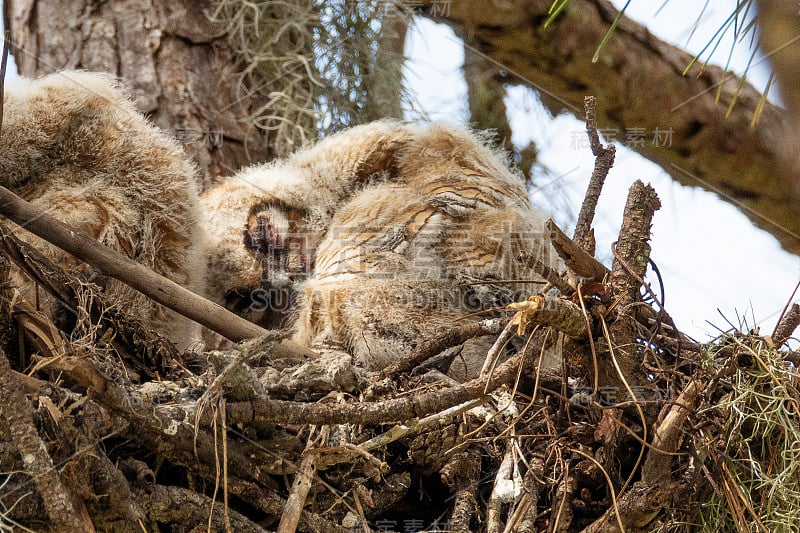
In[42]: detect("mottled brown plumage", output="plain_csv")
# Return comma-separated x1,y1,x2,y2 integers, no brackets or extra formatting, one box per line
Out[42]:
2,71,555,374
203,122,556,377
0,71,204,348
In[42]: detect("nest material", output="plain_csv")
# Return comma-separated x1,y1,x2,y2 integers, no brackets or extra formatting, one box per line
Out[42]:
1,178,799,532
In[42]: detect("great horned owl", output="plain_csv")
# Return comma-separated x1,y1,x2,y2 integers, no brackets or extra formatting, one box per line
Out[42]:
0,71,205,349
200,121,412,328
202,121,555,377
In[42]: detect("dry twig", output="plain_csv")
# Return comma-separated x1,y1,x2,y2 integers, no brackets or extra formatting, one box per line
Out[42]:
278,426,329,533
0,186,265,343
547,219,609,281
773,302,800,347
227,335,547,426
641,379,701,483
442,447,482,532
573,96,616,255
378,318,505,379
605,180,661,387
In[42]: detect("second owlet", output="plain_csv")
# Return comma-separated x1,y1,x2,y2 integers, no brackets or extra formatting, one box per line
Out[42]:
0,71,204,350
202,121,556,378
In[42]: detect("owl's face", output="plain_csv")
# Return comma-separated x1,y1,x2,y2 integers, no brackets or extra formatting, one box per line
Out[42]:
244,203,319,288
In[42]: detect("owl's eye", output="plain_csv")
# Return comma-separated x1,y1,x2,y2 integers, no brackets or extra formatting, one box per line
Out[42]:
245,206,291,255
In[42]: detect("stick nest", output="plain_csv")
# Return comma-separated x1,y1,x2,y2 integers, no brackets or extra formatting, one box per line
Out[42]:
1,99,799,533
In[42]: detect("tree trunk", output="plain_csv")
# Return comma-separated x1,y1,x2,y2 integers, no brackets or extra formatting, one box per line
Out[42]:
362,4,408,121
427,0,800,254
6,0,269,187
463,44,537,182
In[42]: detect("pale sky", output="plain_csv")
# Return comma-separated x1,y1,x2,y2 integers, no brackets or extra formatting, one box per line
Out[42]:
404,2,799,343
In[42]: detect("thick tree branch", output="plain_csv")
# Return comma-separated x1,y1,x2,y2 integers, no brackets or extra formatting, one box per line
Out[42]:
227,334,548,426
429,0,800,253
758,1,800,123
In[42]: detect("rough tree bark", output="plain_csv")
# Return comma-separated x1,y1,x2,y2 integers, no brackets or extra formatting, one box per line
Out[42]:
428,0,800,254
5,0,269,186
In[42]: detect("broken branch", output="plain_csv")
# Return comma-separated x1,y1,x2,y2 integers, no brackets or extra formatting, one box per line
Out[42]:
0,185,265,342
